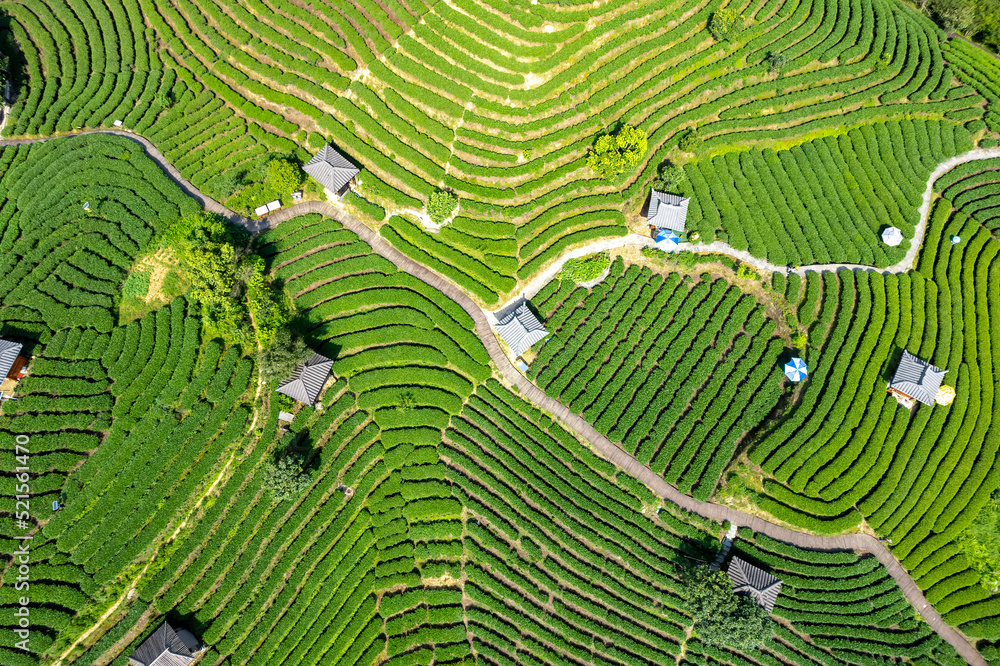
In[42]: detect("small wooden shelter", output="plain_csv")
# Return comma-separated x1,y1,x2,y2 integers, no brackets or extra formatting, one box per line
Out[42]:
276,352,333,406
495,303,548,357
647,190,690,232
128,621,197,666
303,144,359,200
888,350,947,407
726,556,782,614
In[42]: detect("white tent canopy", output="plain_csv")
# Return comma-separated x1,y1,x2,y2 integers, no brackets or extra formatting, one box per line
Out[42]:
881,226,903,247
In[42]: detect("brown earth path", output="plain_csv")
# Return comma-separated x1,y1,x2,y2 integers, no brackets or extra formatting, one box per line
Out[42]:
0,130,986,666
267,203,987,666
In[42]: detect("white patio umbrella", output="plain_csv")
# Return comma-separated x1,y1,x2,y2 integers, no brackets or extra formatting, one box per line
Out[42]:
784,357,808,382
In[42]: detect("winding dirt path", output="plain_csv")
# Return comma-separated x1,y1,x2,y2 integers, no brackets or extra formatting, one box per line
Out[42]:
2,129,989,665
504,147,1000,307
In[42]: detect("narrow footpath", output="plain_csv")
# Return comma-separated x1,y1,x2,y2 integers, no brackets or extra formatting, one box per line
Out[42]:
1,130,989,665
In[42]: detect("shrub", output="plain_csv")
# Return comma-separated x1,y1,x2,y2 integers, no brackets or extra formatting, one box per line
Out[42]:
557,252,611,283
262,454,313,501
709,8,745,41
587,125,647,179
427,190,458,224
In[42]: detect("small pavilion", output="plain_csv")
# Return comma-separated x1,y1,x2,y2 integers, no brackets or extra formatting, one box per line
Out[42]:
276,352,334,406
726,556,783,614
303,144,359,200
128,621,198,666
647,190,690,233
888,350,947,408
495,303,548,357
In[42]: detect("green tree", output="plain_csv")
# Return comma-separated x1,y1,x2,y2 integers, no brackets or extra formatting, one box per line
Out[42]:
737,263,760,281
766,51,788,73
263,454,313,501
165,214,239,307
427,190,458,224
653,162,686,191
267,159,303,196
257,328,310,385
678,127,703,152
710,8,745,41
587,125,648,180
681,564,772,650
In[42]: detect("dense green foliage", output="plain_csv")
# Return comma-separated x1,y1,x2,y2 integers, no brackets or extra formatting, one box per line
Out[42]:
587,125,648,180
680,565,771,650
557,251,611,283
684,120,973,264
530,258,784,498
749,197,1000,639
262,455,314,501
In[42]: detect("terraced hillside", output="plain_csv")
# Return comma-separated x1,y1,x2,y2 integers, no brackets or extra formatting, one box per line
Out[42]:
0,0,993,301
529,257,784,498
53,214,966,666
748,195,1000,640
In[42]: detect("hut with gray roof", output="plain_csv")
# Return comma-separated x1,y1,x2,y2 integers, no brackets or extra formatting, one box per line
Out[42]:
128,621,198,666
276,352,333,406
646,190,690,232
0,338,25,380
303,144,359,200
495,303,548,357
726,556,782,614
888,350,947,407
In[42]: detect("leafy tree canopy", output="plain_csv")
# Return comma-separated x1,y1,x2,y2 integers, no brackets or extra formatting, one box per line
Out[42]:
587,125,648,180
427,190,459,224
710,8,746,41
958,490,1000,592
678,127,704,152
165,214,239,307
653,162,686,192
267,158,303,196
263,454,313,501
681,564,772,651
258,328,311,386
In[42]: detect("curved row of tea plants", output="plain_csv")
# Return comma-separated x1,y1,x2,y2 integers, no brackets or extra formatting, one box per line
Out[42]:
0,134,200,336
749,197,1000,641
1,0,993,299
529,257,784,498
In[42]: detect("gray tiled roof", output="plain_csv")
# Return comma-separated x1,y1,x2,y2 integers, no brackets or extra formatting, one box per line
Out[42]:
726,556,782,614
0,338,23,379
302,145,359,194
889,350,946,406
276,352,333,405
647,190,690,232
128,622,195,666
495,304,548,357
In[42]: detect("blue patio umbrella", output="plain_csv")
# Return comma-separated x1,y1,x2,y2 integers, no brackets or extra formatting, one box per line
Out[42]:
784,357,808,382
655,229,680,245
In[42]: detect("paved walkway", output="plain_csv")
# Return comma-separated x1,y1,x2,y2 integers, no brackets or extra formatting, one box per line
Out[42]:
501,147,1000,311
3,129,987,665
259,203,987,666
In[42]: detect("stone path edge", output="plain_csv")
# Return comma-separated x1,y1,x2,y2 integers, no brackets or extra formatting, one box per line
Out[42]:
1,129,988,666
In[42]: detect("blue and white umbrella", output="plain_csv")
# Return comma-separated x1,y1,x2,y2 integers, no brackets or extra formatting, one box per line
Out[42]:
655,229,680,246
784,357,808,382
951,235,961,245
